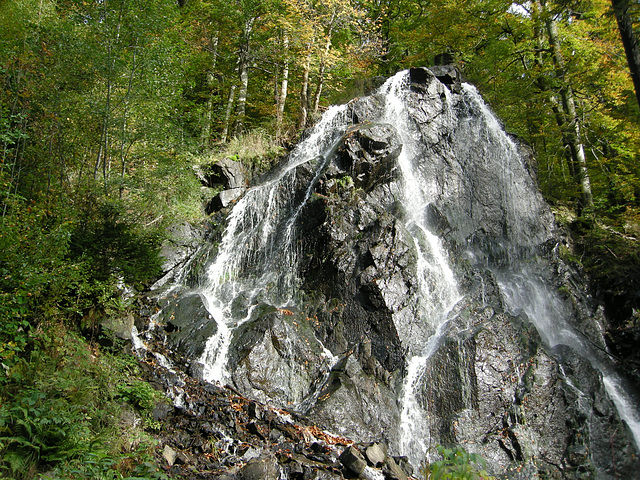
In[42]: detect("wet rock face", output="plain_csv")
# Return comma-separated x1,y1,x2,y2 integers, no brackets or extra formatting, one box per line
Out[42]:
293,69,638,476
335,122,401,192
160,292,217,362
297,112,410,376
227,308,335,409
307,355,401,447
147,67,640,479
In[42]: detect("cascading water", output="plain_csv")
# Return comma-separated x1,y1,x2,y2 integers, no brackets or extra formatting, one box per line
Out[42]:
196,105,350,384
497,268,640,450
456,82,640,451
379,73,461,465
377,71,640,467
153,67,640,477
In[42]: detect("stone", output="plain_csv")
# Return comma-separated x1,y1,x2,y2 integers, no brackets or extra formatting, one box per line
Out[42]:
101,313,134,340
237,455,280,480
393,457,413,478
409,66,435,86
383,456,407,480
364,443,387,467
287,459,304,478
163,445,178,466
161,292,218,361
206,187,245,214
242,447,262,461
428,65,462,91
197,157,247,189
152,402,173,421
339,446,367,476
336,122,401,192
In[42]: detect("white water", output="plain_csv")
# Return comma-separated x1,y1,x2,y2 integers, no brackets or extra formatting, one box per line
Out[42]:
381,71,640,463
458,78,640,452
460,81,640,452
381,73,460,325
397,320,454,466
498,268,640,451
380,72,461,463
196,106,350,384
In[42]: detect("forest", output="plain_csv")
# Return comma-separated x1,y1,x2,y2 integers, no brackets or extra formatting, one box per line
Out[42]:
1,0,639,478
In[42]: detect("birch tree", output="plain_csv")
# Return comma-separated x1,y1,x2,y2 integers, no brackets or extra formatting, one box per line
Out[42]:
537,0,593,209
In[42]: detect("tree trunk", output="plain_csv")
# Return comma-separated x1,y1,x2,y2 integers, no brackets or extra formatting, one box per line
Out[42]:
276,31,290,141
312,38,329,118
611,0,640,109
542,1,593,210
233,17,254,138
221,85,236,144
532,4,578,180
298,45,313,131
119,45,137,199
234,60,249,138
313,18,335,117
95,0,124,191
201,33,219,148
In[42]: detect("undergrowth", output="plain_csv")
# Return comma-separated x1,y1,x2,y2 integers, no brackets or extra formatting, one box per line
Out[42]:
0,322,168,479
421,445,495,480
198,129,286,178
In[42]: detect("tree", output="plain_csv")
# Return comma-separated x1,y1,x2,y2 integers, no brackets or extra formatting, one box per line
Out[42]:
537,0,594,210
611,0,640,108
233,11,256,137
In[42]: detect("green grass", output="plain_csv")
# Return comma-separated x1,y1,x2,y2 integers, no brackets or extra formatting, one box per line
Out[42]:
198,129,286,178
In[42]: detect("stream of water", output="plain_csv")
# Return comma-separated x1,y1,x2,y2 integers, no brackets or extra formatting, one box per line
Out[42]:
196,105,351,384
379,71,640,461
379,73,462,465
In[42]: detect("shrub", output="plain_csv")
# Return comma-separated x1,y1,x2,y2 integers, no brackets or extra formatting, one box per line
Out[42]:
420,445,494,480
0,325,167,479
68,200,162,289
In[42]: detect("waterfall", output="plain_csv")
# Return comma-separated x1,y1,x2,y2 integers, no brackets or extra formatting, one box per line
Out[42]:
380,72,461,464
458,84,640,452
154,67,639,476
196,105,350,384
498,268,640,450
379,71,640,464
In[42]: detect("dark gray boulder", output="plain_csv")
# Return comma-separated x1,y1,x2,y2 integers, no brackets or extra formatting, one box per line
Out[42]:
160,292,217,362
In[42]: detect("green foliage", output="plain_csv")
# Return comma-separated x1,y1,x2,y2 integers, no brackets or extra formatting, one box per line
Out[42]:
117,380,162,412
0,194,163,384
68,200,163,288
336,175,354,193
0,325,167,480
41,450,168,480
0,389,91,474
0,199,72,379
571,219,640,303
420,445,495,480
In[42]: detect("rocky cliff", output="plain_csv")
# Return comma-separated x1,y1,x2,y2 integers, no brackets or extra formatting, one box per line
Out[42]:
139,67,640,479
